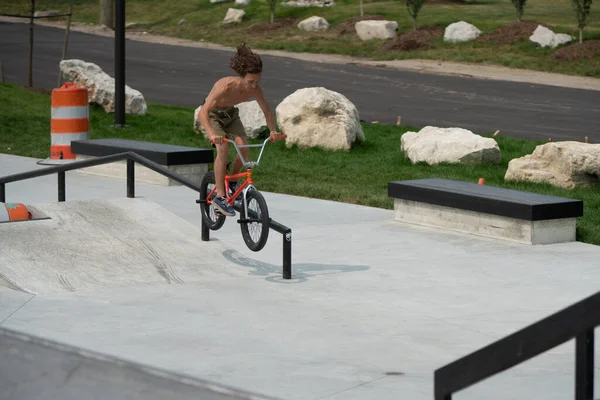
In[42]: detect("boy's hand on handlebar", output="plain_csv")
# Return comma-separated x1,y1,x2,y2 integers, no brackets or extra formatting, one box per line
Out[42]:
210,135,227,145
269,131,286,142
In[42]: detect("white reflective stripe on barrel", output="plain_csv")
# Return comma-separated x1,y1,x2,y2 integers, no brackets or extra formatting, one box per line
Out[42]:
51,106,89,119
50,132,90,145
0,205,9,222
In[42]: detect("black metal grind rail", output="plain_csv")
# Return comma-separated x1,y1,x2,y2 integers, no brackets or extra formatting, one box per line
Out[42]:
434,290,599,400
198,201,292,280
0,152,292,280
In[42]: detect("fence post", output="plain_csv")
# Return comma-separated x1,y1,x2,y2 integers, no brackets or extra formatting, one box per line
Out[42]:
201,214,209,241
127,159,134,198
58,171,65,202
575,329,594,400
283,229,291,279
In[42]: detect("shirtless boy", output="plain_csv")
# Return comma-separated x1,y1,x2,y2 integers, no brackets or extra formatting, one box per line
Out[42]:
197,43,284,217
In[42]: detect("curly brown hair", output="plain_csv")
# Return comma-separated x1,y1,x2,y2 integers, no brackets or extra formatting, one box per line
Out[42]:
229,43,263,76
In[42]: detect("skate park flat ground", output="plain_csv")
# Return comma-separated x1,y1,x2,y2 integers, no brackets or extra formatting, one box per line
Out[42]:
1,152,600,400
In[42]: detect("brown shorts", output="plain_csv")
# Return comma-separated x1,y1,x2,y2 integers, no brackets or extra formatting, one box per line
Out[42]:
208,106,247,140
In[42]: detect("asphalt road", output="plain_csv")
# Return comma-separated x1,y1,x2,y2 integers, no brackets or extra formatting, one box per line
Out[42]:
1,21,599,141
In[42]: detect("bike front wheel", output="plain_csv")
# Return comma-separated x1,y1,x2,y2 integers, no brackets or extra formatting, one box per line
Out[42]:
240,189,269,252
200,171,226,231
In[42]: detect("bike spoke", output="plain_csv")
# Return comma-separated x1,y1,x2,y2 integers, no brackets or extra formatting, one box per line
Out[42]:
247,198,262,242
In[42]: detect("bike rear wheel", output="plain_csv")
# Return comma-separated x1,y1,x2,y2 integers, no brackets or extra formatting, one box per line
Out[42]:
240,189,269,252
200,171,226,231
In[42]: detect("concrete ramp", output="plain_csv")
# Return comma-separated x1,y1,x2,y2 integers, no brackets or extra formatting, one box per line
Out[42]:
0,198,244,294
0,326,280,400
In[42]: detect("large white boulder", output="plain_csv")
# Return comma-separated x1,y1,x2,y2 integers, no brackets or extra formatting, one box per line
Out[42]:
194,100,268,139
275,87,364,151
529,25,573,48
401,126,501,165
298,16,329,31
444,21,482,43
505,141,600,189
355,20,398,40
223,8,245,24
59,59,147,115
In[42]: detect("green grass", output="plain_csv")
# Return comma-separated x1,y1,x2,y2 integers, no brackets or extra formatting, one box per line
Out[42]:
1,82,598,245
1,0,599,76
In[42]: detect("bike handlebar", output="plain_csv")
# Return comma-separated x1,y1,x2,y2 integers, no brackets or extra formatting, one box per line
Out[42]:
211,134,287,145
209,134,287,168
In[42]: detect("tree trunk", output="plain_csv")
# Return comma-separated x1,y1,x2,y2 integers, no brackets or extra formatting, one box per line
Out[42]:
99,0,114,29
579,27,583,44
270,9,274,23
360,0,363,17
413,16,417,31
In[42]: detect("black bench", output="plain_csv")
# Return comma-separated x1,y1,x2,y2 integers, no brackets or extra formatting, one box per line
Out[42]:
387,178,583,244
71,139,214,187
71,139,213,165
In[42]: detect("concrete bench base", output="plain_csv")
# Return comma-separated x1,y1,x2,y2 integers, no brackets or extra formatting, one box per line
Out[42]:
75,155,208,187
393,198,576,245
71,139,214,187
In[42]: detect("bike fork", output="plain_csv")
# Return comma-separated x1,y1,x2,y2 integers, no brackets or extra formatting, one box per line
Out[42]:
237,184,255,224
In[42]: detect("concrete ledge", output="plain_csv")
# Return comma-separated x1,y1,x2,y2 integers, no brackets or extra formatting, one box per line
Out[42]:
75,155,208,187
394,199,577,245
71,139,214,166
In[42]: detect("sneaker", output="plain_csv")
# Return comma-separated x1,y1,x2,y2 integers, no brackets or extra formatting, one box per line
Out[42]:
212,196,236,217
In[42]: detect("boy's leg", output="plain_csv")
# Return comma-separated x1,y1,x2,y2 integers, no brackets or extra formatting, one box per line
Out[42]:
208,111,236,217
225,107,248,179
214,142,228,197
232,135,249,176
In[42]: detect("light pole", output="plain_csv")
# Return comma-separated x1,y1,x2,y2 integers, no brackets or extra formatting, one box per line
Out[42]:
114,0,126,127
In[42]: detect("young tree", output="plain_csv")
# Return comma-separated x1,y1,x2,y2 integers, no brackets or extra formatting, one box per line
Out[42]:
406,0,424,31
267,0,276,23
360,0,364,17
510,0,528,23
99,0,114,29
571,0,593,43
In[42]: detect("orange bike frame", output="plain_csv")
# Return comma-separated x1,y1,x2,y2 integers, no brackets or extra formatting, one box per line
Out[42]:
206,168,254,206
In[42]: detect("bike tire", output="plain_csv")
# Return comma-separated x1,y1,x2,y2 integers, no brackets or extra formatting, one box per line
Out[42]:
240,189,270,252
199,171,226,231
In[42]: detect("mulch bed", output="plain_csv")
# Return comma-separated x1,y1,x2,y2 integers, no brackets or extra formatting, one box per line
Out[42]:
334,14,388,35
476,20,554,45
247,17,298,34
384,26,444,51
553,40,600,61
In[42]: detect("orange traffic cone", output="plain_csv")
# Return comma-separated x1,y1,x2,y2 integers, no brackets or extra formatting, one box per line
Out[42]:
478,178,485,185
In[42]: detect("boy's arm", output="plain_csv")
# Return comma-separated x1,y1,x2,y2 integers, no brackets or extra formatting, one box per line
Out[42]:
255,87,283,139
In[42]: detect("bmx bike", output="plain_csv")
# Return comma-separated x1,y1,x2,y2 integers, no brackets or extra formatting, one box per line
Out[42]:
199,135,286,252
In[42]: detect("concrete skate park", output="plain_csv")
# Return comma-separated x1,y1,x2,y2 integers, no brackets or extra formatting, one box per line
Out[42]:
1,124,600,400
1,16,599,398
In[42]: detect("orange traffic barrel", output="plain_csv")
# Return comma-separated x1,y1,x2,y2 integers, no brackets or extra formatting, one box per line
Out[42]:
0,203,32,222
38,82,90,165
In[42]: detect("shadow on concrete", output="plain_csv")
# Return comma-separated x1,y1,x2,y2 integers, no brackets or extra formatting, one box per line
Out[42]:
222,249,369,283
